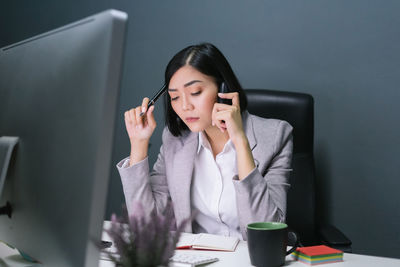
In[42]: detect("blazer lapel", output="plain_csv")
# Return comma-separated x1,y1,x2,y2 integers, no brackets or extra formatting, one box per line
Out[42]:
243,111,257,150
170,131,198,231
242,111,259,167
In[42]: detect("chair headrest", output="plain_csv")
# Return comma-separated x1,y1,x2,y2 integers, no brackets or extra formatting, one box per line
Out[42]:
245,89,314,154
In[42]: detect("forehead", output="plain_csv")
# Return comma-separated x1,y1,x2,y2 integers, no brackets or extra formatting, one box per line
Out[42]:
169,65,214,88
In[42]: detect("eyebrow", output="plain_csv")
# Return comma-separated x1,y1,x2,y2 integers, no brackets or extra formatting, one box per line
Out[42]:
184,80,202,87
168,80,202,91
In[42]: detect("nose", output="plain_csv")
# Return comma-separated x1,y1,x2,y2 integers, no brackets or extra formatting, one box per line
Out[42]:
182,94,194,111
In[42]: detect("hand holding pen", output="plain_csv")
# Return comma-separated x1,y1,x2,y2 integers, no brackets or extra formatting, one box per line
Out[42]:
124,84,167,157
123,84,167,166
139,84,167,116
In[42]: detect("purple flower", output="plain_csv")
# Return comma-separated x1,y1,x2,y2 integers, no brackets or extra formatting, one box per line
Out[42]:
105,201,190,267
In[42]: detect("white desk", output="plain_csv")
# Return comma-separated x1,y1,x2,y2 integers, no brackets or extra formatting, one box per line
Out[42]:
1,221,399,267
99,242,400,267
99,220,400,267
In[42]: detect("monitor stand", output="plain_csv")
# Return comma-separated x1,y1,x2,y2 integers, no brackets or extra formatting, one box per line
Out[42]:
0,136,19,218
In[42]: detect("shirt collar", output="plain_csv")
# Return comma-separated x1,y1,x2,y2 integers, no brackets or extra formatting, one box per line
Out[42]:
197,131,235,155
197,131,211,154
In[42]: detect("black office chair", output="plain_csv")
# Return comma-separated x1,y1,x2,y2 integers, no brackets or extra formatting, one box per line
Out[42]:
246,89,352,252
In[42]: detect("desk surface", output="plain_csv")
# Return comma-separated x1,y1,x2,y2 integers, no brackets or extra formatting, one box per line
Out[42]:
99,221,400,267
1,221,399,267
99,243,400,267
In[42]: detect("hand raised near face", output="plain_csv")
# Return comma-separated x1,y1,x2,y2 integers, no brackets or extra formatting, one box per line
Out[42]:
124,97,156,143
212,92,247,144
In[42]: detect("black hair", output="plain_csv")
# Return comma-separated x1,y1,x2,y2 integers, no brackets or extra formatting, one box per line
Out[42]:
164,43,247,137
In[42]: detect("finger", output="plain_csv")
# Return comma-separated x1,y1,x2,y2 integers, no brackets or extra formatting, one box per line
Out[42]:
215,110,231,123
217,91,238,99
231,92,240,107
124,111,131,130
216,110,235,132
213,102,233,111
146,105,156,129
218,123,226,133
135,106,144,127
213,116,225,132
217,120,227,131
213,109,229,132
211,103,220,126
141,97,150,115
214,104,239,121
124,110,132,125
128,108,137,126
124,110,129,121
218,92,240,106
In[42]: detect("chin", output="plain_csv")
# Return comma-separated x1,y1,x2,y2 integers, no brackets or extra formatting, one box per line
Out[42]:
187,126,204,133
185,123,207,133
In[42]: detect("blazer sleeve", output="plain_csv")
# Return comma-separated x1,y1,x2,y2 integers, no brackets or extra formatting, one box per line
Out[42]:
116,131,170,218
233,120,293,239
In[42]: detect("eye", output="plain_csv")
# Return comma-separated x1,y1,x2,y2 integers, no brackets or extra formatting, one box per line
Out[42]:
191,91,201,96
171,96,179,101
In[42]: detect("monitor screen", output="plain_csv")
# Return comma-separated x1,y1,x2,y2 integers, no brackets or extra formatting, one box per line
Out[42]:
0,9,127,267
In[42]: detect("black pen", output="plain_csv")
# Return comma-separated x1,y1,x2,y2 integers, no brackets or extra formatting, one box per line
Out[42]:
139,84,167,116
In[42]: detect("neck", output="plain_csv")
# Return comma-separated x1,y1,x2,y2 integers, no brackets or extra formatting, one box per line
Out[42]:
203,126,230,157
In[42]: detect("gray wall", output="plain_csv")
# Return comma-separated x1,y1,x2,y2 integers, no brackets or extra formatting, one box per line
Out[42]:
2,0,399,258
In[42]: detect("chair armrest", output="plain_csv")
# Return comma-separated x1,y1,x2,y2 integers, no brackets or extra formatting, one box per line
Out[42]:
318,224,352,252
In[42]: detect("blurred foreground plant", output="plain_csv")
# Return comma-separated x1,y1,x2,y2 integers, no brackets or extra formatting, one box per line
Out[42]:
104,201,188,267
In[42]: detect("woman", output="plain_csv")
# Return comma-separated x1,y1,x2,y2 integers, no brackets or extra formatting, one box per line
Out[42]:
117,43,293,240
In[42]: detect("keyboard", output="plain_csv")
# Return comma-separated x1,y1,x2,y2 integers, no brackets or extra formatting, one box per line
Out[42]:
169,253,218,267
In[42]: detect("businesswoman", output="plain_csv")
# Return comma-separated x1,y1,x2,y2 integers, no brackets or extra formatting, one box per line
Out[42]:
117,43,293,240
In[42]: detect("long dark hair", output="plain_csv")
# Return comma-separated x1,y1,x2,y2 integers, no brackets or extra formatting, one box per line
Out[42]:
164,43,247,137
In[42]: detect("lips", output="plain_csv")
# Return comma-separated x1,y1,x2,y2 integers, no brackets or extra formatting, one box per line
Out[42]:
185,117,199,123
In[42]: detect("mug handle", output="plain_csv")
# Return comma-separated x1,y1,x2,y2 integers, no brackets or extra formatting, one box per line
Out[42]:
286,231,299,255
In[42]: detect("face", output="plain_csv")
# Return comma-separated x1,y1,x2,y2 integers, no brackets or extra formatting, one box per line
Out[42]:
168,65,218,132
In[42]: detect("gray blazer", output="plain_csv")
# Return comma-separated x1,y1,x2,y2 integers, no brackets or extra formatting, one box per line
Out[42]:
117,111,293,239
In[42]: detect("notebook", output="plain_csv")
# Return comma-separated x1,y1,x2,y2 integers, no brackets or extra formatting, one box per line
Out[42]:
176,233,239,252
291,245,343,265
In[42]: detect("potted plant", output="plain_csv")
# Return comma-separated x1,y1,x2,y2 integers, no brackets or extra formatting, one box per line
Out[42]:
104,201,188,267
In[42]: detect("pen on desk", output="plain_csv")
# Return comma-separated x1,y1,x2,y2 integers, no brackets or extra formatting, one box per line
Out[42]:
139,84,167,117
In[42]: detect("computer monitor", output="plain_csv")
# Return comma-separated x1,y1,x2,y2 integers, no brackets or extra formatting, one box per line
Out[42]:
0,9,127,267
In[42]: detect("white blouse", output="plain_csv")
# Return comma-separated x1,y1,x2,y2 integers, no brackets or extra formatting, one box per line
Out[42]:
190,132,242,239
